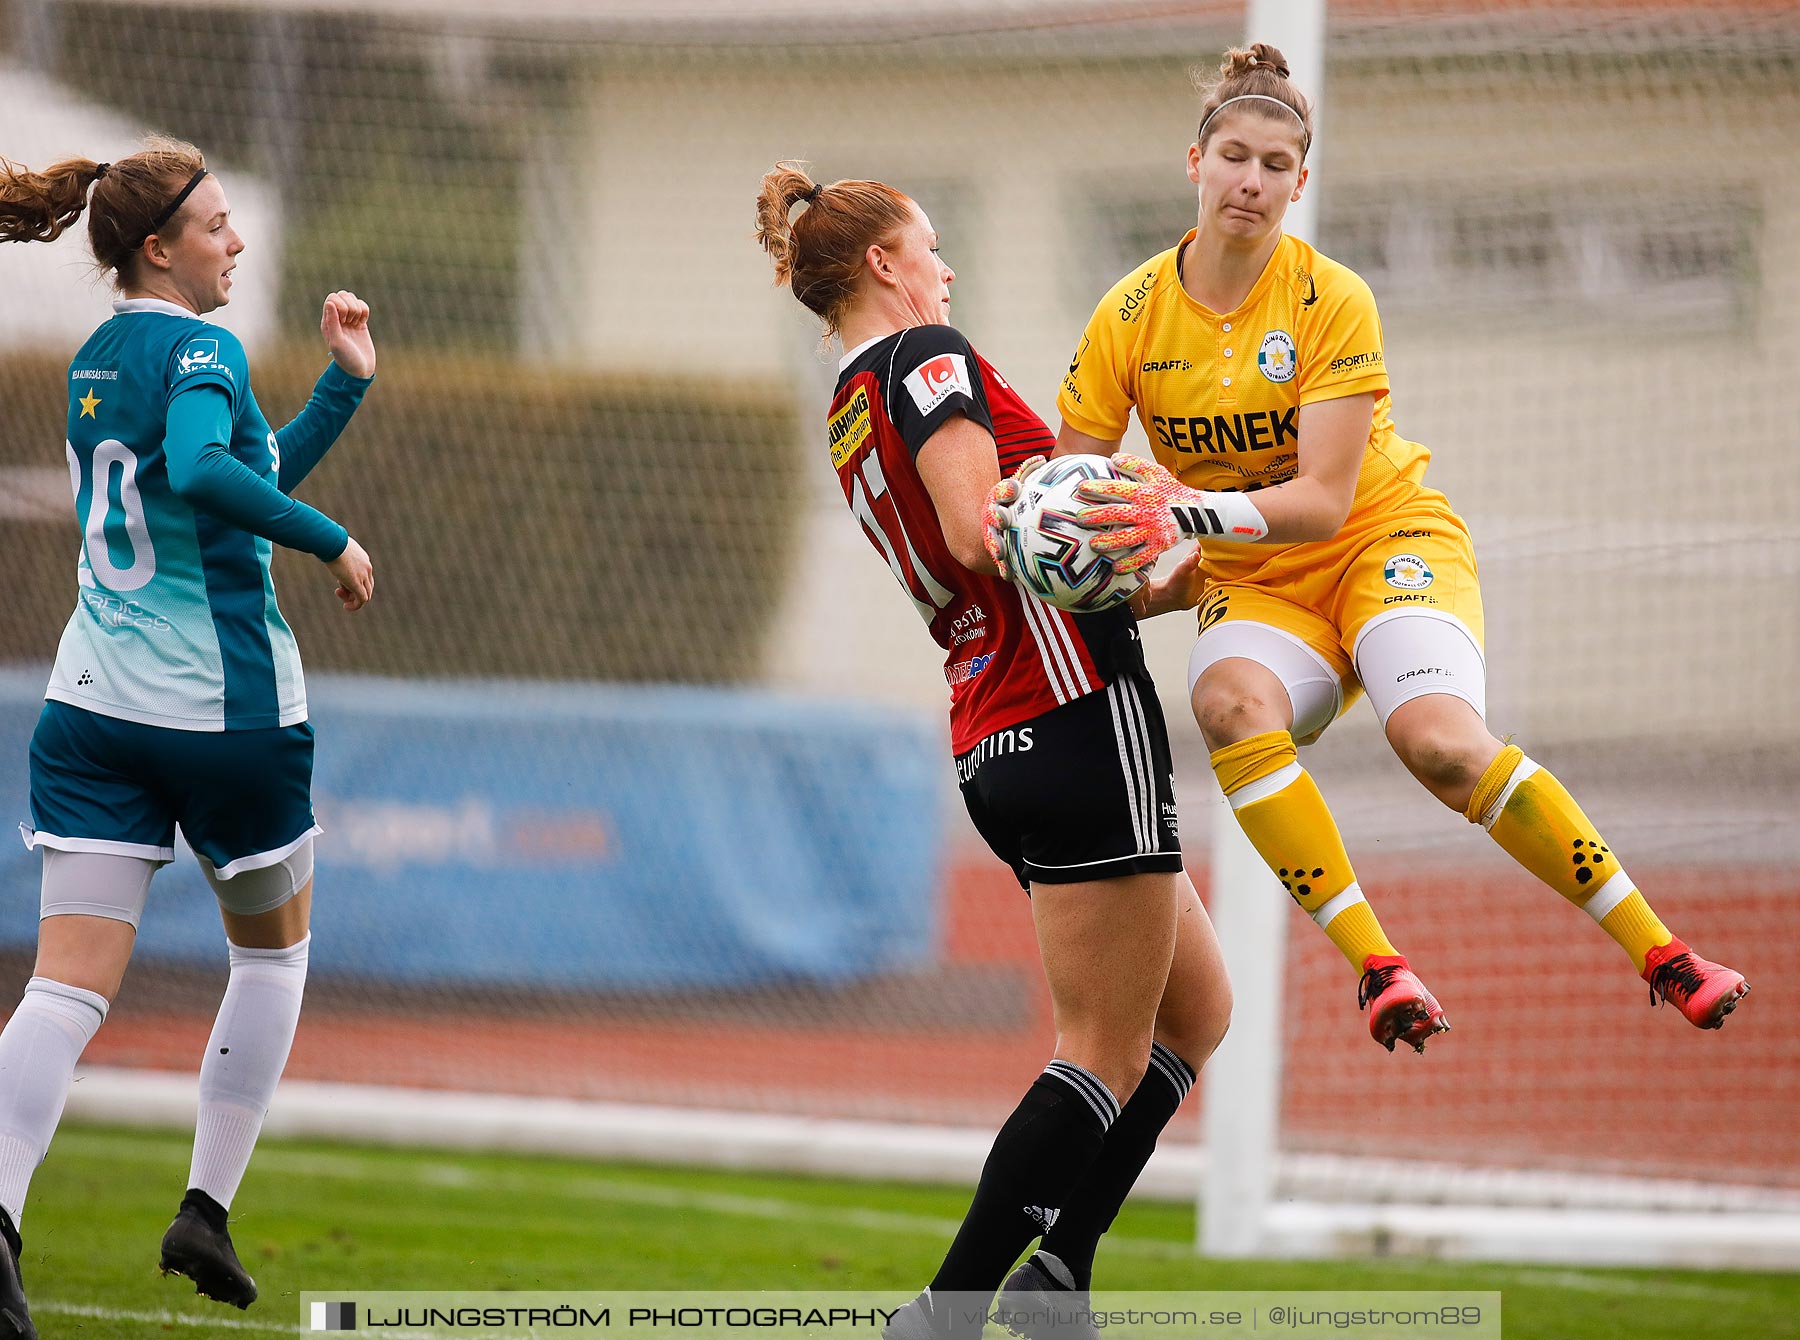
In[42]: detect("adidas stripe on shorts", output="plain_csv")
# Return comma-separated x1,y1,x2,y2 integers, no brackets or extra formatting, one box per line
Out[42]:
956,665,1182,889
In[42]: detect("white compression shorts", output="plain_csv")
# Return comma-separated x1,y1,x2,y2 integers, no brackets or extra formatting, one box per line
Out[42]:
1188,609,1487,739
1352,608,1487,727
1188,620,1344,742
40,837,315,927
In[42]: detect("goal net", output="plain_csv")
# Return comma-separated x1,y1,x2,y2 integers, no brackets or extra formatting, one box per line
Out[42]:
0,0,1794,1269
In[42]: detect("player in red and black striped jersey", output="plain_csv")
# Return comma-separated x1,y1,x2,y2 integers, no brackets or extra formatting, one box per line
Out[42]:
758,162,1231,1340
831,323,1131,757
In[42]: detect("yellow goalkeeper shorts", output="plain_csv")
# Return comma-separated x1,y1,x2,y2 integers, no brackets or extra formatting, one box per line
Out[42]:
1193,494,1486,724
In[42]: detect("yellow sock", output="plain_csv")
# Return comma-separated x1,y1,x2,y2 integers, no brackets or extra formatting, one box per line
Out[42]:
1211,730,1397,970
1466,746,1672,972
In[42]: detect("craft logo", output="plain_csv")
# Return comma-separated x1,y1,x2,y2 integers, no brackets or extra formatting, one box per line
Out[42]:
1383,554,1434,590
310,1300,356,1330
827,386,871,469
1257,330,1297,384
176,339,219,376
903,353,972,416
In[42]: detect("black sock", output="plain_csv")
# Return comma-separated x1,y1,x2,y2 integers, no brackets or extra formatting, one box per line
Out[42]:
1040,1042,1196,1289
180,1187,230,1233
0,1205,19,1261
928,1060,1118,1303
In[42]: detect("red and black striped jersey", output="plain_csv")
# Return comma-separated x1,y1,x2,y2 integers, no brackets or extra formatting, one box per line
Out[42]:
829,325,1133,755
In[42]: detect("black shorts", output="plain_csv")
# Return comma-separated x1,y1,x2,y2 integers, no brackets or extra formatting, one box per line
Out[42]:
956,670,1182,890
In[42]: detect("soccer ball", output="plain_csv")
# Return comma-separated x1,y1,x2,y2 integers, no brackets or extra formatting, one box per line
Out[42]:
1005,454,1147,613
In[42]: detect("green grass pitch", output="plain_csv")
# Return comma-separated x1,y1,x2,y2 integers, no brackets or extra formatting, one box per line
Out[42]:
20,1124,1800,1339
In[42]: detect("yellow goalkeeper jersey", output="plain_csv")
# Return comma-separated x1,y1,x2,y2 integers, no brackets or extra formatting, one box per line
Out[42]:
1059,230,1443,588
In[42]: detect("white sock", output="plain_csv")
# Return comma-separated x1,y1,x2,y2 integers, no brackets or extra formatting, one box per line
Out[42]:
188,935,309,1209
0,976,109,1225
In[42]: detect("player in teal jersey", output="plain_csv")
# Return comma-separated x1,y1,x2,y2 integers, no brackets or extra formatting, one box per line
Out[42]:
0,138,376,1336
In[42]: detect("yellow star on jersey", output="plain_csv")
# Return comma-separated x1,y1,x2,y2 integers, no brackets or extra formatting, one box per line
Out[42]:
78,389,101,419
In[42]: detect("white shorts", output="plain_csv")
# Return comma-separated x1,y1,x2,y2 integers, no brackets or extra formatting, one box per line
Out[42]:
1190,608,1487,739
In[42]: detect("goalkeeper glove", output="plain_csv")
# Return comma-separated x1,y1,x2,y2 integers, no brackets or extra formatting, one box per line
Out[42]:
982,454,1048,579
1076,453,1268,573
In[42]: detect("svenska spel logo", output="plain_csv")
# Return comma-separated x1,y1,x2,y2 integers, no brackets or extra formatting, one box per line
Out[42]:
1384,554,1435,589
1257,330,1297,383
310,1299,356,1330
903,352,972,415
176,339,219,375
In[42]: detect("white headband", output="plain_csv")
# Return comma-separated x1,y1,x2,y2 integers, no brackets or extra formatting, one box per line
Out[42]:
1199,93,1308,146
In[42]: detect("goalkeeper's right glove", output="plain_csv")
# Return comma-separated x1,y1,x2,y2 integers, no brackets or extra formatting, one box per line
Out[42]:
1076,453,1269,573
982,454,1048,579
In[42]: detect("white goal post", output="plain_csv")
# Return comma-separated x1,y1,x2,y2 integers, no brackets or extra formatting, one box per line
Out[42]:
1197,0,1799,1270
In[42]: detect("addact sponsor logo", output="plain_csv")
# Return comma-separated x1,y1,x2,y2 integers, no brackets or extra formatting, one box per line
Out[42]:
903,352,973,416
1257,330,1297,383
1383,554,1434,590
1116,268,1158,322
1329,350,1384,375
828,386,871,469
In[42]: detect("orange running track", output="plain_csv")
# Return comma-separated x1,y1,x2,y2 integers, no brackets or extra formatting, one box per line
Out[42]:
72,859,1800,1189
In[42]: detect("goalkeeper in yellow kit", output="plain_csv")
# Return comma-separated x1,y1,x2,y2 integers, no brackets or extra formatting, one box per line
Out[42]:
998,42,1749,1051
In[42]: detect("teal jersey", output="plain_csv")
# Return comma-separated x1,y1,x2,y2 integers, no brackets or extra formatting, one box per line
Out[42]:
48,298,361,731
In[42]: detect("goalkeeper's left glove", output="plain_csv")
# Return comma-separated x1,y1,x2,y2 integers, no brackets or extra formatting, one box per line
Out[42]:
1076,453,1269,573
982,454,1048,579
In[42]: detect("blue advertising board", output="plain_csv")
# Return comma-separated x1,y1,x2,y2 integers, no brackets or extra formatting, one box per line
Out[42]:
0,670,945,991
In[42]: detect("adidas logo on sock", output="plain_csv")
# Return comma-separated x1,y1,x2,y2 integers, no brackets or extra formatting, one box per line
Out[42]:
1023,1205,1060,1232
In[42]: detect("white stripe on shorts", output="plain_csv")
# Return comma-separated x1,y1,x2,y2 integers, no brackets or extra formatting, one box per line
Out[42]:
1105,682,1151,853
1118,676,1158,853
1042,604,1093,696
1018,594,1077,703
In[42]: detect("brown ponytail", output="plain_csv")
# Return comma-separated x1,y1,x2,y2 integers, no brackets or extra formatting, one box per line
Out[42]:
0,156,103,244
1196,43,1314,159
755,159,914,338
0,135,206,285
